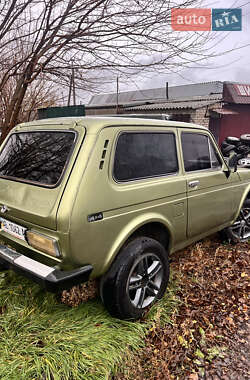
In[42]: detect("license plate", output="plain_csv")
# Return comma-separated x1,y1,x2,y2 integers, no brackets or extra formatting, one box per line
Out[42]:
1,218,27,241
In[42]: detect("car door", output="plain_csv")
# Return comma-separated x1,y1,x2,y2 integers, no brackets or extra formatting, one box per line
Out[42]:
180,129,239,239
95,126,188,250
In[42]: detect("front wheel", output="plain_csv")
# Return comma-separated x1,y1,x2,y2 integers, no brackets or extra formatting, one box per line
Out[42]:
100,237,169,320
224,199,250,243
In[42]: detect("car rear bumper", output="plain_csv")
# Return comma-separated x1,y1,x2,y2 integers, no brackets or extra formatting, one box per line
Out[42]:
0,244,93,292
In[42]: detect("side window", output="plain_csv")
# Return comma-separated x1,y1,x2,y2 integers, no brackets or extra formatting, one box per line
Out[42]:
181,132,222,172
114,132,178,181
209,140,222,169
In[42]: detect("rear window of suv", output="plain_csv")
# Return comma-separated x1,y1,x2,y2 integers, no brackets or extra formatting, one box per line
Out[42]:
0,131,76,186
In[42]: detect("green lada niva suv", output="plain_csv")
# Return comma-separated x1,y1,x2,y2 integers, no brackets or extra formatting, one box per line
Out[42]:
0,116,249,319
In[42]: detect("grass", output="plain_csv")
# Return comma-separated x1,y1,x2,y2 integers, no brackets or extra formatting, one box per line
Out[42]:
0,270,179,380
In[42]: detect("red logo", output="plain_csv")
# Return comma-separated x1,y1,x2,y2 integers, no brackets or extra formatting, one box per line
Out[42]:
171,9,211,31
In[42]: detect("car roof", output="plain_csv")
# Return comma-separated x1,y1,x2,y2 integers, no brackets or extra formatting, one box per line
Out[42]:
17,116,207,134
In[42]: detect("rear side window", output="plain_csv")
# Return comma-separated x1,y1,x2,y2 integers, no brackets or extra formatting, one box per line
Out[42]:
181,132,221,172
0,131,76,186
114,132,178,181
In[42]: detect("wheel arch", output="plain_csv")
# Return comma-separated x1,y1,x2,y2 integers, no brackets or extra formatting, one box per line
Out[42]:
224,186,250,243
234,185,250,221
102,213,173,275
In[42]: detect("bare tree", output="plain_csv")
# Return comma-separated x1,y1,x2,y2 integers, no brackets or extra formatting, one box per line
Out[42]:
0,0,225,141
0,0,34,44
0,70,58,128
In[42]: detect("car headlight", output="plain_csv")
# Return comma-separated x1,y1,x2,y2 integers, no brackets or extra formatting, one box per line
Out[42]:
26,231,60,258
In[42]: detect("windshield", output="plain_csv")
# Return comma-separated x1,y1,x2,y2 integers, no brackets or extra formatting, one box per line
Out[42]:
0,131,76,186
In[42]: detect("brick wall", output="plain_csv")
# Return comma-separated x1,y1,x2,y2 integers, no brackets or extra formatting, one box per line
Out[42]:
192,102,222,128
192,107,209,127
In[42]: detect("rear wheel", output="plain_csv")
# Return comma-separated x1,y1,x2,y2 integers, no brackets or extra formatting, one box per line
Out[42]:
100,237,169,320
224,199,250,243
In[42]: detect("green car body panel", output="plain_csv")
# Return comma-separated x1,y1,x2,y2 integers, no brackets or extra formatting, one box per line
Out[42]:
0,117,249,286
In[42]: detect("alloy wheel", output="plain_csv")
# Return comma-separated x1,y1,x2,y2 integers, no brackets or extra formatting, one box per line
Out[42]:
229,203,250,241
126,253,163,309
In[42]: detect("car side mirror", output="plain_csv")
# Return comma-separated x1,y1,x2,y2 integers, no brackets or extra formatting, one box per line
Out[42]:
228,152,238,172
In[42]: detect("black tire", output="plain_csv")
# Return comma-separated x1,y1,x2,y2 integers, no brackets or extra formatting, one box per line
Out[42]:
221,143,236,157
100,237,169,320
223,199,250,243
225,136,240,146
240,134,250,146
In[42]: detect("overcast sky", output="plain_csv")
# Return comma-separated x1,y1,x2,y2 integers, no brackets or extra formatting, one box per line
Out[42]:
112,0,250,95
80,0,250,103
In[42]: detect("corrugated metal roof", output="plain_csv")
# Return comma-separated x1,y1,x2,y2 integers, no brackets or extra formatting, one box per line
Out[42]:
88,81,224,106
125,98,221,111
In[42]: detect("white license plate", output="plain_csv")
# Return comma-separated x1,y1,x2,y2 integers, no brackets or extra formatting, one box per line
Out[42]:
1,218,27,241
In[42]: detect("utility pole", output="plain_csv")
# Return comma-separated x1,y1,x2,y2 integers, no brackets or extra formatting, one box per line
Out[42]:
116,76,119,114
166,82,169,99
72,67,76,106
67,65,76,106
67,73,73,106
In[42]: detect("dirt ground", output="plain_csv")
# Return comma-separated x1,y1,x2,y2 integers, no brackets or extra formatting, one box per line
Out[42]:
203,320,249,380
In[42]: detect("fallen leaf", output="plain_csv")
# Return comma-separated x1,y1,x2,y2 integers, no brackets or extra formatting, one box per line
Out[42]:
188,374,199,380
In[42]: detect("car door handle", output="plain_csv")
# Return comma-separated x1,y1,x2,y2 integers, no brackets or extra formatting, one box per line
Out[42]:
188,180,200,188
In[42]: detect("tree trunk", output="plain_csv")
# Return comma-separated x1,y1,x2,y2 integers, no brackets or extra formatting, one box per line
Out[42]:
1,71,31,144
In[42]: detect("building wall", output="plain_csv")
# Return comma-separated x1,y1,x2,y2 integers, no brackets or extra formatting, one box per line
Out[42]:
192,103,222,128
192,107,209,127
123,108,195,122
221,104,250,141
209,118,221,142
